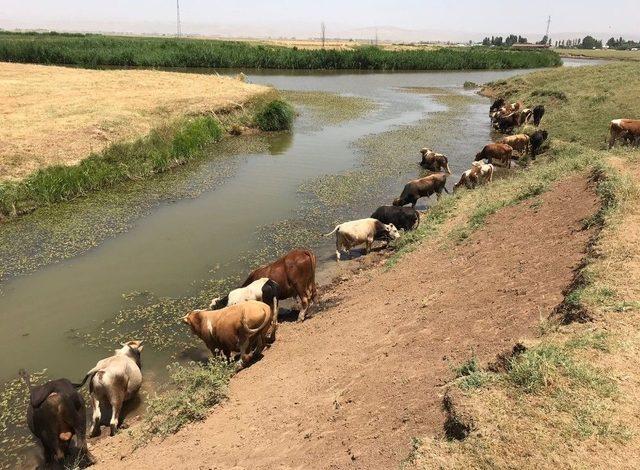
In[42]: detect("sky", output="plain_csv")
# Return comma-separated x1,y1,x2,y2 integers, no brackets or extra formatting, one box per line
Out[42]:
1,0,638,41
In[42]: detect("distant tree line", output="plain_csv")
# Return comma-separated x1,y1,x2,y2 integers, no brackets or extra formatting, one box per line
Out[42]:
481,35,528,47
606,37,640,50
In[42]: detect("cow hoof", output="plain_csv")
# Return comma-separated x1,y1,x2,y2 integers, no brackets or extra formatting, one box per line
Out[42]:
109,424,117,436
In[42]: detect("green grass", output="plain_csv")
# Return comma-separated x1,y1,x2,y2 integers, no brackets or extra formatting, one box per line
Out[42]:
453,355,493,391
254,99,294,131
138,359,233,441
0,32,561,70
0,98,291,218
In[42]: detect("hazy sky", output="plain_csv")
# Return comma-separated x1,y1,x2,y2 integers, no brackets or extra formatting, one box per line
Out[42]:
2,0,638,40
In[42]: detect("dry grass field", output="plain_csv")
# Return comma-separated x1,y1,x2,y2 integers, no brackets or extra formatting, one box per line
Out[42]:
0,63,269,181
556,48,640,61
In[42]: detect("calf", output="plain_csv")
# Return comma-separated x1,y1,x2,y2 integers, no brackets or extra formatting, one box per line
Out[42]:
500,134,530,154
325,218,400,261
453,168,480,192
393,173,449,208
532,105,545,126
609,119,640,149
19,370,91,467
530,130,549,158
182,301,273,370
243,249,317,322
475,143,513,167
75,341,144,437
495,111,526,133
210,278,279,342
471,161,495,183
371,205,420,231
419,148,451,173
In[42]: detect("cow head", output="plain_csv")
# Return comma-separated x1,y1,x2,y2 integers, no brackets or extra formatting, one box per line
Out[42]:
118,340,144,367
385,223,401,240
392,197,404,207
182,310,203,335
209,295,229,310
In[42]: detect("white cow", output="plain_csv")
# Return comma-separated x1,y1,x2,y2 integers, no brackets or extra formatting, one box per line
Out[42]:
75,341,144,437
325,218,400,261
210,278,279,341
471,161,495,183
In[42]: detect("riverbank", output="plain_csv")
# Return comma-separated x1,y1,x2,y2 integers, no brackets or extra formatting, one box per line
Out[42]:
82,63,640,468
0,63,294,218
0,32,561,70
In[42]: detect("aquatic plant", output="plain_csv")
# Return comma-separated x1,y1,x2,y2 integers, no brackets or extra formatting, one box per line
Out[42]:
0,32,562,70
254,99,294,131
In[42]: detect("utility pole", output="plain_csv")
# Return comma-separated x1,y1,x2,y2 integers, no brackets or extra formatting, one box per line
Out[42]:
374,27,378,46
321,21,326,48
176,0,182,38
545,15,551,39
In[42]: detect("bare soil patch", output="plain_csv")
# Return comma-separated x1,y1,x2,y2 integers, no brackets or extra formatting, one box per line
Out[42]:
0,63,269,181
90,173,597,469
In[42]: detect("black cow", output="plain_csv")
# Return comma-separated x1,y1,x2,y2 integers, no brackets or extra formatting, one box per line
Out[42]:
532,105,545,126
530,130,549,158
490,98,505,115
495,112,524,133
370,206,420,231
19,369,92,468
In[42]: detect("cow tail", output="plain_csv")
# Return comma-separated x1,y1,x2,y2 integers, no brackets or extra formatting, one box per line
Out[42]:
413,212,421,230
443,185,450,195
241,308,272,335
324,226,340,237
72,367,99,389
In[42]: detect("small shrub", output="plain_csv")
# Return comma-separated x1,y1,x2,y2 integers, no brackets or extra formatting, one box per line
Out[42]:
254,99,294,132
140,359,233,441
463,81,479,89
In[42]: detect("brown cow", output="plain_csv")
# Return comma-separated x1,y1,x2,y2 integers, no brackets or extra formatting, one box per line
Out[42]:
475,143,513,167
182,301,272,371
500,134,530,155
419,148,452,173
609,119,640,149
243,249,317,322
393,173,449,208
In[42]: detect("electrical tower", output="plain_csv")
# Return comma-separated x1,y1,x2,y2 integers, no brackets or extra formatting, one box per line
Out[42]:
176,0,182,38
545,15,551,39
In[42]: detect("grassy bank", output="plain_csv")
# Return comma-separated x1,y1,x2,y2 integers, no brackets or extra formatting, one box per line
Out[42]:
557,47,640,62
0,92,293,218
0,32,561,70
388,62,640,468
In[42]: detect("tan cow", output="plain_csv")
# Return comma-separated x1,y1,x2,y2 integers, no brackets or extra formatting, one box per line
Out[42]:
325,218,400,260
75,341,144,437
609,119,640,149
500,134,530,155
182,301,273,370
475,143,513,167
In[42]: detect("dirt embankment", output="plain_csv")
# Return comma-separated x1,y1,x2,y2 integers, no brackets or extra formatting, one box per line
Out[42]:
0,63,269,181
90,172,597,469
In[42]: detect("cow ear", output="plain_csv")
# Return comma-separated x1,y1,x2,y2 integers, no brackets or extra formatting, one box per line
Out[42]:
137,345,144,352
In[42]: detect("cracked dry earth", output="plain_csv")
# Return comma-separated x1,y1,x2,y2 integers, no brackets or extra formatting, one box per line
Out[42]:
92,173,598,469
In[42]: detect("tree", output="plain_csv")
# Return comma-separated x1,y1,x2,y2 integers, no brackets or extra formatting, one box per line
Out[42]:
518,35,527,44
581,35,602,49
505,34,518,46
537,35,549,45
607,37,616,48
482,37,491,46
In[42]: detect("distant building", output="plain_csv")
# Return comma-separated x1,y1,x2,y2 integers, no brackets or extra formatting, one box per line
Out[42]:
511,43,551,50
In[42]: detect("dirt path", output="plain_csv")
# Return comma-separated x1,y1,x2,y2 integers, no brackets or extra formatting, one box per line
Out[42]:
92,174,598,469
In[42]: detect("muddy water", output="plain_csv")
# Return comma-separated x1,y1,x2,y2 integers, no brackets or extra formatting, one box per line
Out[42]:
0,59,601,463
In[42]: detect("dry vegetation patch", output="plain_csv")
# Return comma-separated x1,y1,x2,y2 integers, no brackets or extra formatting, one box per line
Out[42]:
0,62,269,181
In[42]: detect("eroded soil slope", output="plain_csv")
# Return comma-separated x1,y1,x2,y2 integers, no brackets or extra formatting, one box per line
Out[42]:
93,174,597,469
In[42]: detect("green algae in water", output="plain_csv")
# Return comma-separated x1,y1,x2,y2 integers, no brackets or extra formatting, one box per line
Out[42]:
283,90,377,125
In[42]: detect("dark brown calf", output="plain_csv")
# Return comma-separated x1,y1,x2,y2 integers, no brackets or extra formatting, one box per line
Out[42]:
475,143,513,167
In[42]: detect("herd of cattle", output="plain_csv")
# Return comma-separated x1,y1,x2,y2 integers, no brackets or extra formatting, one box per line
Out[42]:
16,94,639,468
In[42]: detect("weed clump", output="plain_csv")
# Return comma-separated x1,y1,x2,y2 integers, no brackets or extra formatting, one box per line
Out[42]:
139,359,233,441
254,99,294,132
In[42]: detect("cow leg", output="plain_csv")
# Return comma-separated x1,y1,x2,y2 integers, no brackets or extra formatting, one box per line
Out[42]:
89,395,101,438
365,238,372,254
238,339,253,371
109,392,124,436
335,235,341,261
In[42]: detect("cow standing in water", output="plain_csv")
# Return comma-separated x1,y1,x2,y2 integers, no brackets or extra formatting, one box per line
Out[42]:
19,369,92,467
325,218,400,261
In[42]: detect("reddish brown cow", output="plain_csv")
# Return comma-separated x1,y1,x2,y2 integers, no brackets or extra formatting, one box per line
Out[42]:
475,143,513,167
243,249,317,322
609,119,640,149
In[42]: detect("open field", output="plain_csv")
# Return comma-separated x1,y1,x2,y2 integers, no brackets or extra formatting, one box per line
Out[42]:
556,47,640,61
0,32,561,70
0,62,268,181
